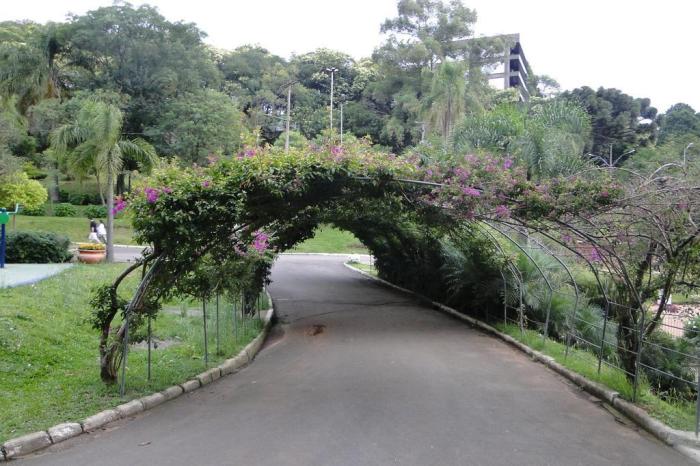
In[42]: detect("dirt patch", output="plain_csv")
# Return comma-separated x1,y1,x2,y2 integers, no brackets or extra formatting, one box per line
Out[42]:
131,337,180,350
306,324,326,336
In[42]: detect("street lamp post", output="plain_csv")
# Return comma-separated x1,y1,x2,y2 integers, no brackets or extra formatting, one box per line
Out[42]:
325,67,338,135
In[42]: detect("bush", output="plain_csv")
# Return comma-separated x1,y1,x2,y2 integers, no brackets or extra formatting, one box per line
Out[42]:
84,204,107,218
0,172,48,210
6,231,72,263
53,203,78,217
21,204,46,216
68,192,90,205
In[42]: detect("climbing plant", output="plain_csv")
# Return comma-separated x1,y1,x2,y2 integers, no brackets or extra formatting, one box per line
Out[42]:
93,138,616,384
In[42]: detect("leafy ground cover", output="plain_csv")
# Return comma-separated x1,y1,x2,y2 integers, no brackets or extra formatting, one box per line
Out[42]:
0,264,264,442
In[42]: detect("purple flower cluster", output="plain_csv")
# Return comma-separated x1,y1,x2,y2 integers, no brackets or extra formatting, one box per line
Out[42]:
144,187,160,204
252,230,269,253
202,180,211,188
462,187,481,197
112,197,127,215
143,186,175,204
494,205,510,218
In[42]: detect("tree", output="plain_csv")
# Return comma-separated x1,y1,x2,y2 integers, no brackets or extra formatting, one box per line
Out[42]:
61,4,221,136
559,86,658,165
369,0,502,151
51,100,156,262
144,90,242,164
0,21,64,114
658,103,700,144
424,61,466,143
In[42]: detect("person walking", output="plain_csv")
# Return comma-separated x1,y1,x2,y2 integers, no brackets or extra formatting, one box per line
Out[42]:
97,219,107,244
88,219,99,242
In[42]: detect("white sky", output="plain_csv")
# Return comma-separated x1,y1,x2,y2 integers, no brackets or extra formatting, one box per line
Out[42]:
2,0,698,113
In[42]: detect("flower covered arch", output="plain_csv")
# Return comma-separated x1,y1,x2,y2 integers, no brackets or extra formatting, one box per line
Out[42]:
94,139,615,383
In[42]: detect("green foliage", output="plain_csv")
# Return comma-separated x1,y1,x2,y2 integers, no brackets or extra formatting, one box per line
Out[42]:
658,103,700,144
0,171,48,210
84,204,107,219
6,230,72,263
144,90,242,164
560,86,658,164
53,202,77,217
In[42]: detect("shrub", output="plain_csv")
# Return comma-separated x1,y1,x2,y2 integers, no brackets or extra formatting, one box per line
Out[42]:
21,204,46,216
68,192,90,205
0,172,48,210
53,203,78,217
6,231,72,263
84,204,107,218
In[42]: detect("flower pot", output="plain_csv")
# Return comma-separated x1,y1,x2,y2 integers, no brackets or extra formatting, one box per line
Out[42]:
78,249,106,264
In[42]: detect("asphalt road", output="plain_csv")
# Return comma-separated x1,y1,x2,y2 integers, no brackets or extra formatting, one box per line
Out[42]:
20,255,693,465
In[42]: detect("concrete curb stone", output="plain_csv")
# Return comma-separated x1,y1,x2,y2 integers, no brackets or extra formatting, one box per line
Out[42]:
1,297,273,459
47,423,83,444
161,385,184,401
139,392,167,410
2,431,52,459
343,262,700,461
82,409,120,432
115,400,145,418
180,379,201,393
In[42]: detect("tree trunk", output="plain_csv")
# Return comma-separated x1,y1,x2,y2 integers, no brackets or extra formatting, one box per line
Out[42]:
616,306,640,379
116,173,125,196
106,164,114,263
95,173,106,206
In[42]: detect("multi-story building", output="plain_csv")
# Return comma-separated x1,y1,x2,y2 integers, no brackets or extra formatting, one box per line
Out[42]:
483,33,532,102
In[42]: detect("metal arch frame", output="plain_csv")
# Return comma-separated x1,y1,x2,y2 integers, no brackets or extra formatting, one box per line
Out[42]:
482,223,555,344
474,223,525,333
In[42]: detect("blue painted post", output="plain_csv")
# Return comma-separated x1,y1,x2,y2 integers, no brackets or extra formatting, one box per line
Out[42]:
0,223,5,269
0,208,9,269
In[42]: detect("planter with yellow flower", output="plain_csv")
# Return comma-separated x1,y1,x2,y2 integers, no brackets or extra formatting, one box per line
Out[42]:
77,243,106,264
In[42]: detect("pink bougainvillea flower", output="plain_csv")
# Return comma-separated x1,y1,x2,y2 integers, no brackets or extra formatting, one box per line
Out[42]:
494,205,511,218
201,180,211,188
503,158,513,170
252,230,269,253
144,187,160,204
462,186,481,197
112,196,127,215
330,146,343,156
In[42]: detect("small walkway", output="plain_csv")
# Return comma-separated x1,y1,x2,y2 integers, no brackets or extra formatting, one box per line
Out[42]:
0,263,72,288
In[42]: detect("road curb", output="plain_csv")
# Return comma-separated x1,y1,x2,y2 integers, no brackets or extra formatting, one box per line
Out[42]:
343,262,700,462
1,298,275,460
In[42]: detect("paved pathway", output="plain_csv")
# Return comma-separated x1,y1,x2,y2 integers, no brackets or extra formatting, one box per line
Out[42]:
0,263,72,288
20,255,693,465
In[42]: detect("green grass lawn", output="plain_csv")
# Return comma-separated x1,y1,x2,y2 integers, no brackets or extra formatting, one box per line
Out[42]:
12,218,365,253
0,264,264,442
292,225,367,253
13,215,136,245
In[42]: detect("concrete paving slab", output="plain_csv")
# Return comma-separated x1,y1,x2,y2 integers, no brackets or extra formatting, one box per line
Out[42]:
0,263,72,288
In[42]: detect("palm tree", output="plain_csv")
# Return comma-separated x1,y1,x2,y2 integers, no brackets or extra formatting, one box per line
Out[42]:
51,100,156,262
424,61,467,144
0,22,62,114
